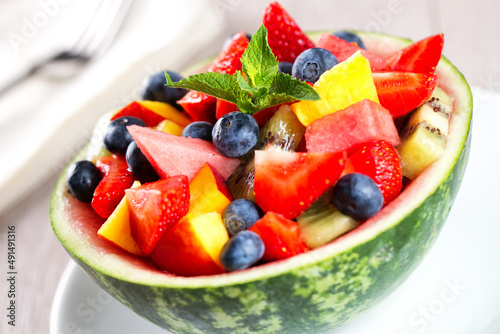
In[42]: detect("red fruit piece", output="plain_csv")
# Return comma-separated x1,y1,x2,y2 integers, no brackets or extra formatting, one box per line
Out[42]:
249,212,310,262
262,2,315,63
346,140,403,204
305,99,400,154
316,32,388,71
111,101,165,127
385,34,444,73
91,155,135,219
178,92,217,124
128,125,240,181
126,176,190,255
208,31,249,74
179,31,249,124
373,71,437,119
254,150,346,219
215,99,239,120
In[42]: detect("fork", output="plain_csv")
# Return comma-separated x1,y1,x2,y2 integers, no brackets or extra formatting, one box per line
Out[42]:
0,0,135,95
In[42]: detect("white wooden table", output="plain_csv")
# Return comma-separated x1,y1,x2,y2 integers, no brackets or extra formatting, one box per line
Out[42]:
0,1,498,333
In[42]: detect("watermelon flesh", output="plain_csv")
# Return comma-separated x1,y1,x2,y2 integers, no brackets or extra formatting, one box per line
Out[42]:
305,99,400,153
317,32,388,71
50,31,472,334
128,125,240,181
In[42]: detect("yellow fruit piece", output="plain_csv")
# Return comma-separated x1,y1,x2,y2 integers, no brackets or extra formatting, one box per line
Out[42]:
188,212,229,269
189,164,232,214
97,181,144,256
291,51,379,126
154,119,185,136
138,100,191,126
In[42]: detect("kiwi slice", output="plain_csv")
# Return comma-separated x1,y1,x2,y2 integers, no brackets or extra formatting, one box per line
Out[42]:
227,105,305,200
397,87,454,179
227,158,256,201
296,191,359,249
256,104,306,151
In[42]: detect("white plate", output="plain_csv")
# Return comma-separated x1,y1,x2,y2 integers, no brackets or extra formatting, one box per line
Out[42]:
50,90,500,334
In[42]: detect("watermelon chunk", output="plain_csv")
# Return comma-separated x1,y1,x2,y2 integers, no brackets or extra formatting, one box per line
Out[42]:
128,125,240,181
317,32,388,71
305,99,400,153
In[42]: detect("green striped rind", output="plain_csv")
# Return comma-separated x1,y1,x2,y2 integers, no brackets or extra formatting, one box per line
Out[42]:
50,31,472,333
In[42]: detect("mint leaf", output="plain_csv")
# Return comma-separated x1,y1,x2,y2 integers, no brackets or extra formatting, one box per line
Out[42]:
241,24,278,88
235,71,269,100
165,71,242,105
256,74,320,110
165,25,321,116
269,73,320,101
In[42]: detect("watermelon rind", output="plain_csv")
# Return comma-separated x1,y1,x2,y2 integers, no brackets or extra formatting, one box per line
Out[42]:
50,31,472,334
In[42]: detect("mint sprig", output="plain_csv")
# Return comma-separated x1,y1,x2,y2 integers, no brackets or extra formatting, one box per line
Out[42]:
165,24,319,115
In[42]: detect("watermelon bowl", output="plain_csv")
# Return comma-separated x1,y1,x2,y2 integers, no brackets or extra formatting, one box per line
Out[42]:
50,31,472,334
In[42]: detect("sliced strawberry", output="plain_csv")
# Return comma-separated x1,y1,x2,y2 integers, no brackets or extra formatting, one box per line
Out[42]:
208,31,249,74
345,140,403,204
179,31,249,124
215,99,239,120
91,155,135,219
373,71,437,119
249,212,309,262
262,2,315,63
178,92,217,124
316,32,388,71
385,34,444,73
254,150,346,219
126,176,190,255
111,101,165,127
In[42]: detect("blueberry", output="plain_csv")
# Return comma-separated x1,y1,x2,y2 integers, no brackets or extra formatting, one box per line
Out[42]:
140,71,188,109
182,121,213,142
332,30,366,49
223,199,263,237
278,61,293,75
332,173,383,221
126,141,159,183
104,116,146,156
66,160,102,203
292,48,338,83
220,231,265,271
212,112,259,158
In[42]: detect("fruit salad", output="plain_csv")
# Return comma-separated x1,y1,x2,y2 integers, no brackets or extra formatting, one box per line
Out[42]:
65,2,452,277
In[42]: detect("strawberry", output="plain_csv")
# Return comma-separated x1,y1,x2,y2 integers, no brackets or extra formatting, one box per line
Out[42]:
316,32,388,71
345,140,403,204
91,155,135,219
126,176,190,255
249,212,309,262
262,2,315,63
178,91,217,124
208,31,249,74
215,99,238,120
373,71,437,119
179,31,249,124
385,34,444,73
254,150,346,219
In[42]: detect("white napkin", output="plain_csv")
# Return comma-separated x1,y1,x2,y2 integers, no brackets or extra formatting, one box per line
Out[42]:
0,0,225,214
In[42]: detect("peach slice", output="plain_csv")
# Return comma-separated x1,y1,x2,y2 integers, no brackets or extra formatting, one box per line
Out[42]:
151,212,229,276
97,181,144,256
189,163,233,214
